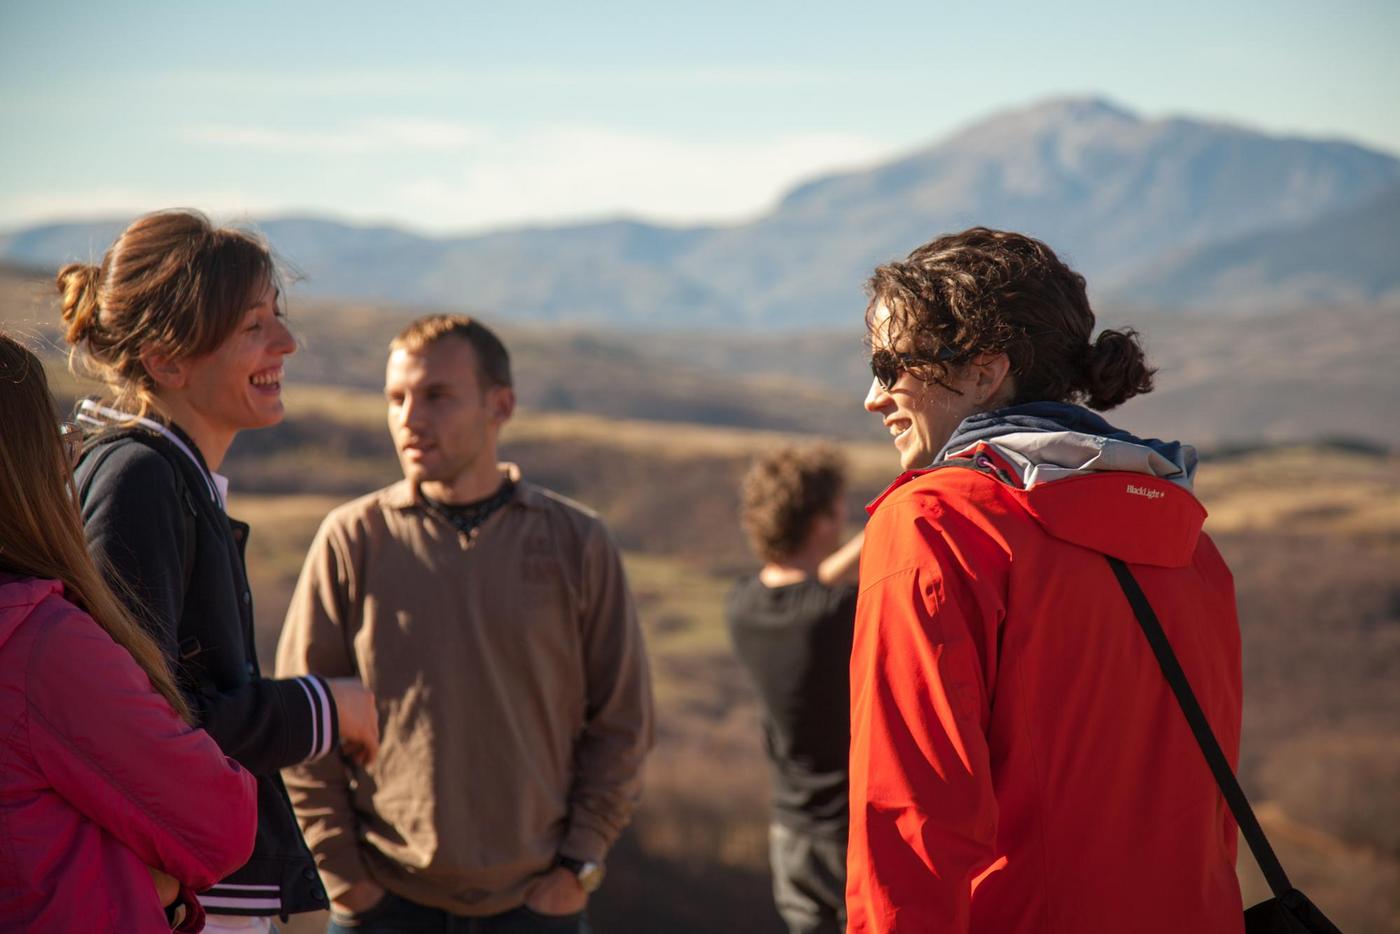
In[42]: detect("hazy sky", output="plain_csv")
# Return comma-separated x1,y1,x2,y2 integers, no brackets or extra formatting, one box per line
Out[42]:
2,0,1396,233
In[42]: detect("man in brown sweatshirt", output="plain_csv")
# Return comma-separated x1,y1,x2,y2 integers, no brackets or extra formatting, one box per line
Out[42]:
277,314,653,933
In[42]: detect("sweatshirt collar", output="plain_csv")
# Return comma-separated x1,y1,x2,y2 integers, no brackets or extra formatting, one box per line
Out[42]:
385,462,546,511
76,399,231,509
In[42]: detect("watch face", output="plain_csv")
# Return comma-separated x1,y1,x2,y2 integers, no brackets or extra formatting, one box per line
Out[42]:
576,861,605,894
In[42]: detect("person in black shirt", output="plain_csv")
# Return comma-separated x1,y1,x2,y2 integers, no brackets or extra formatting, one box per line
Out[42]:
726,445,863,934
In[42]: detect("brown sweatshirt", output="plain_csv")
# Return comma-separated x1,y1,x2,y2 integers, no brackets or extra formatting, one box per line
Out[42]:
275,467,654,916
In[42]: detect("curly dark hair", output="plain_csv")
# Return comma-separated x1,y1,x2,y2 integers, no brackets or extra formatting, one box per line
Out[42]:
866,227,1155,410
740,445,846,564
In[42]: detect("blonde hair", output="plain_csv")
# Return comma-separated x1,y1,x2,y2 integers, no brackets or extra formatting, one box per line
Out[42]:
58,209,279,419
0,334,191,721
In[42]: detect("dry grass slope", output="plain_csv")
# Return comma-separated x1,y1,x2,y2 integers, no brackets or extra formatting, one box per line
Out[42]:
234,422,1399,933
4,265,1396,930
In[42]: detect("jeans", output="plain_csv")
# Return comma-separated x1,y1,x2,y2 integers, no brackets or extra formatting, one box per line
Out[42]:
769,823,846,934
327,892,591,934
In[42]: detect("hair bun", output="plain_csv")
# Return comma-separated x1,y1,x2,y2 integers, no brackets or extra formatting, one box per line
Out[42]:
1082,327,1155,410
56,263,102,345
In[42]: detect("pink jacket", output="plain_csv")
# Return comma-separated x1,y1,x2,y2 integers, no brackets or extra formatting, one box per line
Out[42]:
0,575,257,932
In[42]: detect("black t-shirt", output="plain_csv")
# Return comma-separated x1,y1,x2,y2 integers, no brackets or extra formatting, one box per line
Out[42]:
725,575,858,836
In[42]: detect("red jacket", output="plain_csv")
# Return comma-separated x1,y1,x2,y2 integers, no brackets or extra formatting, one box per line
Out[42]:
0,575,257,933
848,422,1243,934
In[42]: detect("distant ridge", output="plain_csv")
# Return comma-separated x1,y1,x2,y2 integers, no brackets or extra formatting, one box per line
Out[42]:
4,96,1398,326
1115,184,1400,309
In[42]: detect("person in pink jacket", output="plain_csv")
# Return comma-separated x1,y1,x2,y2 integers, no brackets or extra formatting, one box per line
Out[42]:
0,333,257,932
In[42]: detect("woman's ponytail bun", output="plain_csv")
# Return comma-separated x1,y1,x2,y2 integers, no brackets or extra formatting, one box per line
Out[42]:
1081,327,1155,410
56,263,102,346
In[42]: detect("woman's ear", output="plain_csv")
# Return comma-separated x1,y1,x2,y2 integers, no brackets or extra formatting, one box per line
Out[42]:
970,352,1014,407
140,351,189,390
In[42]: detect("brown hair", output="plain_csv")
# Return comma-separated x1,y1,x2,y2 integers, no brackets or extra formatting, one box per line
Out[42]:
0,334,191,721
390,314,512,388
58,209,279,419
867,227,1154,410
740,445,846,564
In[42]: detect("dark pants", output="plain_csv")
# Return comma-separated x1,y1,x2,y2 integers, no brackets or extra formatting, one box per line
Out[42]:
769,823,846,934
327,892,591,934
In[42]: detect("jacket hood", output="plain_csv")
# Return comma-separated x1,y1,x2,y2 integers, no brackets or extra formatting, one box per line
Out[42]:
942,403,1205,567
0,573,63,652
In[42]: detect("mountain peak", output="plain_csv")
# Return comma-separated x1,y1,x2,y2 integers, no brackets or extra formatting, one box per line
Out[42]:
944,95,1142,148
1026,95,1138,122
4,97,1399,325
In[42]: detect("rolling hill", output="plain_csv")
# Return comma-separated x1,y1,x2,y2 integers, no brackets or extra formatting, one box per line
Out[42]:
3,263,1396,931
1118,183,1400,310
5,261,1398,451
225,401,1398,934
4,97,1398,325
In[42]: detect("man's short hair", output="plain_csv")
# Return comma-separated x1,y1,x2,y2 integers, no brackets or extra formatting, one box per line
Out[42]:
740,445,846,564
390,314,513,388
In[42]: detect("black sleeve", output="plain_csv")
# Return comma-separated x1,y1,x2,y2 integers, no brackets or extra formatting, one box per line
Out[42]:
198,670,340,776
79,443,339,774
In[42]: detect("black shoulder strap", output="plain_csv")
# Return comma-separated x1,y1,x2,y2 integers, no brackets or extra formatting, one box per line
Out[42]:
74,436,123,504
1105,555,1292,898
77,430,200,600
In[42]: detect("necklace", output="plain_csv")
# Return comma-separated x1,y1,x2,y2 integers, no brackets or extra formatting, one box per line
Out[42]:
422,479,517,548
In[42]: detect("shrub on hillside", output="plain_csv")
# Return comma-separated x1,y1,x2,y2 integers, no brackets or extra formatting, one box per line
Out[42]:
1260,730,1400,858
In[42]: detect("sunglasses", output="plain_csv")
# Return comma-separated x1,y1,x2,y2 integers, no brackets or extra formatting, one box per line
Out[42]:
869,347,957,391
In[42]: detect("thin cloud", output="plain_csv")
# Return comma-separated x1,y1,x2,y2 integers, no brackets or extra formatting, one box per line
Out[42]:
7,125,895,232
138,65,469,99
0,187,288,230
148,63,845,100
185,118,494,154
470,63,844,90
385,125,893,230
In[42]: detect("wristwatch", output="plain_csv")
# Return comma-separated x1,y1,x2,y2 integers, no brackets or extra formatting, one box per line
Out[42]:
556,855,606,894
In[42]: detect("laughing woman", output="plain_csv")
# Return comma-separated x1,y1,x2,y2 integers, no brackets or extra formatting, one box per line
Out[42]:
58,210,379,933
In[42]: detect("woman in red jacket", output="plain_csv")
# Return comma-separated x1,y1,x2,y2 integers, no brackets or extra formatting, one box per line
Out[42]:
850,229,1244,933
0,334,257,932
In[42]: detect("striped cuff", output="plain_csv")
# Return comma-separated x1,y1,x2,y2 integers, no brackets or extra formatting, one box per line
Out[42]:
292,675,337,762
197,881,282,914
